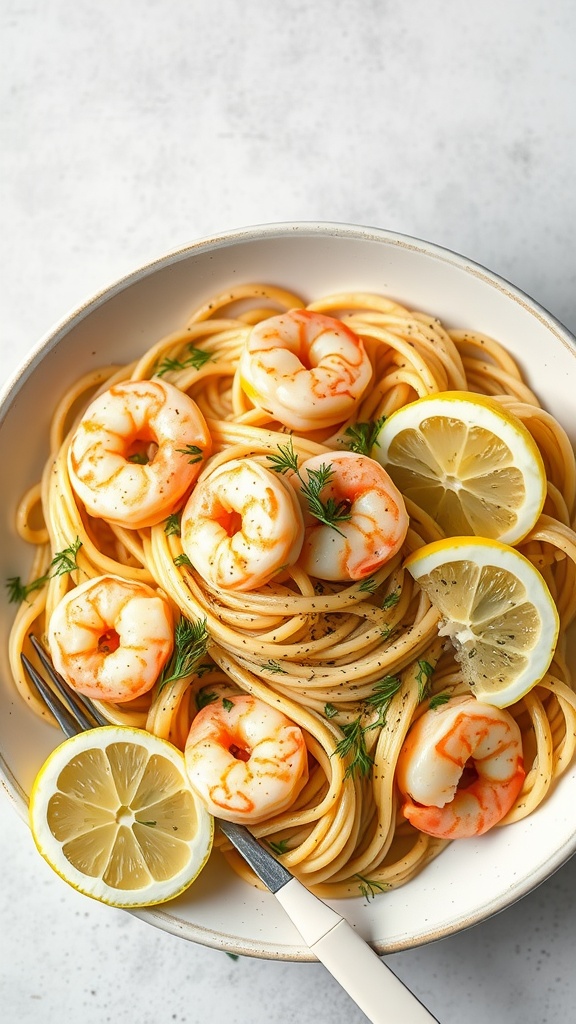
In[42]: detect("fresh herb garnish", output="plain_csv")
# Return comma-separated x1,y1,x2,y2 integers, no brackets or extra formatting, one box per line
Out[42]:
356,874,388,900
416,659,435,701
364,674,402,728
127,451,150,464
158,617,209,691
222,697,234,712
164,513,182,537
268,838,290,856
267,438,351,535
196,689,218,710
324,702,339,719
176,444,204,464
48,537,83,576
358,575,378,594
7,537,83,604
261,659,287,674
173,553,192,567
343,416,386,456
266,438,300,475
381,590,400,610
196,662,215,677
156,346,213,377
429,692,451,711
334,717,374,779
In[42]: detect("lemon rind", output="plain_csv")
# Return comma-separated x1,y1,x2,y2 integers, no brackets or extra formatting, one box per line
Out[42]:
29,726,214,908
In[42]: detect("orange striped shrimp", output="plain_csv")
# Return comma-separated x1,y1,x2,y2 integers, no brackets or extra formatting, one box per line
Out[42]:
48,574,174,702
181,458,304,591
185,694,308,823
396,696,525,838
68,379,211,529
239,309,373,431
289,451,409,581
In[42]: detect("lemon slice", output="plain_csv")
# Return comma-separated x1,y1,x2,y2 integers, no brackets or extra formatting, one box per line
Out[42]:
373,391,546,544
405,537,559,707
29,726,213,907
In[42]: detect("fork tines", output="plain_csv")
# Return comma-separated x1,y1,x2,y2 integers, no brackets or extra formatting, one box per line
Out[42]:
21,634,108,736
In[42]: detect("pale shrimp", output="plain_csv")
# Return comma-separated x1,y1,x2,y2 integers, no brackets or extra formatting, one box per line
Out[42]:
238,309,373,431
396,696,525,839
180,458,304,591
68,379,211,529
288,451,409,581
185,693,309,824
48,574,174,702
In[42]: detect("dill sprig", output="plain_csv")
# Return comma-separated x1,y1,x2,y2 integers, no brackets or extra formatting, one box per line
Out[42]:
334,717,374,779
267,438,352,534
48,537,82,576
196,688,218,710
173,553,192,567
381,590,400,610
358,575,378,594
268,838,290,856
6,537,82,604
155,346,213,377
429,691,451,711
176,444,204,464
158,617,209,691
333,675,402,776
416,659,435,701
164,513,181,537
266,439,300,475
356,874,388,901
364,674,402,729
261,659,287,674
343,416,386,457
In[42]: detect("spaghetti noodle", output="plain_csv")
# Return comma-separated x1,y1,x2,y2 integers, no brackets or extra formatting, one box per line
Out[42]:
8,285,576,899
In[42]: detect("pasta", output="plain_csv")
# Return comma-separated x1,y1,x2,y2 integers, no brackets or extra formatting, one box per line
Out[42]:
8,284,576,900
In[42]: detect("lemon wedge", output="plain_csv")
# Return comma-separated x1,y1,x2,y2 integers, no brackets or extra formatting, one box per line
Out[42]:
405,537,559,707
373,391,546,544
29,726,213,907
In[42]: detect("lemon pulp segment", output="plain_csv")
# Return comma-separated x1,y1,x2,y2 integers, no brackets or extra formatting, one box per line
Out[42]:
29,727,214,907
374,392,546,544
406,538,559,707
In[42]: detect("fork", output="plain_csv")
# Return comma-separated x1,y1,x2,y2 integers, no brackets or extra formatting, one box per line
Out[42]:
21,636,440,1024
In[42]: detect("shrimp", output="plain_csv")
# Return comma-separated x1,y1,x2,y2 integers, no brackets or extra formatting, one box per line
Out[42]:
180,458,304,591
238,309,373,431
184,694,308,824
289,451,409,581
396,696,525,839
48,574,174,702
68,379,211,529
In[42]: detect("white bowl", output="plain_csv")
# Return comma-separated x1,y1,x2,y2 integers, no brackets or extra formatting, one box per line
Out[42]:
1,222,575,958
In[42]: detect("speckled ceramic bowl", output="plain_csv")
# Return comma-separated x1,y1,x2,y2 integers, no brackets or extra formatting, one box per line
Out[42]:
1,223,575,958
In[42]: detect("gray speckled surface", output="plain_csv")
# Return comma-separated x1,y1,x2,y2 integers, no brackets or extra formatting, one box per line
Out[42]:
2,2,576,1022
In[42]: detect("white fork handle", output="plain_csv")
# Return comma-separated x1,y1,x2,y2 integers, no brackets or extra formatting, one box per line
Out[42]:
275,877,439,1023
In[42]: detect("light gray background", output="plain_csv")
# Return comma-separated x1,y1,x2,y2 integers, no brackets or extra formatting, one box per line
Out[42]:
1,2,575,1022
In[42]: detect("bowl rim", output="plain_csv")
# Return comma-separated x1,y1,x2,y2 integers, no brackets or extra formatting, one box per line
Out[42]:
2,220,576,960
2,221,575,420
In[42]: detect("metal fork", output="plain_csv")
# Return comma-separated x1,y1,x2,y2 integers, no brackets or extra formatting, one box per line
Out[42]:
21,636,439,1024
